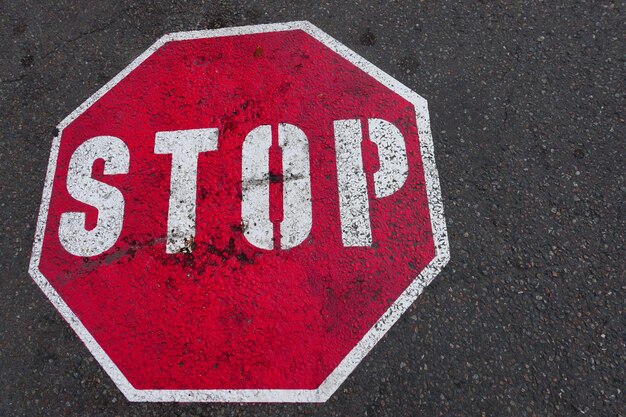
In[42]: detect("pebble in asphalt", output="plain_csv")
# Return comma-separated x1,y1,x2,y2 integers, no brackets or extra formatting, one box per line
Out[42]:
0,1,623,416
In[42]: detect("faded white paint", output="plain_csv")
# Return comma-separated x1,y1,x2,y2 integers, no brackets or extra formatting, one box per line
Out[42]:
241,123,312,250
29,21,450,403
277,123,312,249
334,118,409,246
155,128,219,254
59,136,129,257
368,118,408,198
334,119,372,247
241,125,273,249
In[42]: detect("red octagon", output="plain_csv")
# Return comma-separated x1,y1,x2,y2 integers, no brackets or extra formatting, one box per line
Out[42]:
29,22,449,402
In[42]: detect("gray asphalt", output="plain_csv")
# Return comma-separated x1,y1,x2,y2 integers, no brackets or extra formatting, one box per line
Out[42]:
1,1,624,416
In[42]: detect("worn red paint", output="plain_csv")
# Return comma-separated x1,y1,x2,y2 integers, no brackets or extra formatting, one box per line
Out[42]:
38,30,435,390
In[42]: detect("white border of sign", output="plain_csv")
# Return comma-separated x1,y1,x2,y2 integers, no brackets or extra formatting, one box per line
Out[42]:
29,21,450,403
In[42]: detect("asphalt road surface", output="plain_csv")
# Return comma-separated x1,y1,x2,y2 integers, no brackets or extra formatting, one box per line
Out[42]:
1,1,624,416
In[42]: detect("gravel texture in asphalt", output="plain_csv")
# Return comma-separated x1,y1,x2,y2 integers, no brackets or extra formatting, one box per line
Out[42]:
0,1,624,416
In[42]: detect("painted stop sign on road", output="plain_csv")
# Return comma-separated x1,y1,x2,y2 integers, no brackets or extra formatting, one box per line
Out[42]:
29,22,449,402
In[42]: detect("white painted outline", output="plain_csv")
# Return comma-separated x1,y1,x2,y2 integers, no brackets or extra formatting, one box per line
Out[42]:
28,21,450,403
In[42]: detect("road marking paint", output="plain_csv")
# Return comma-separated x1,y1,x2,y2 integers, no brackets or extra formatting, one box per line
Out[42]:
59,136,129,257
29,21,450,403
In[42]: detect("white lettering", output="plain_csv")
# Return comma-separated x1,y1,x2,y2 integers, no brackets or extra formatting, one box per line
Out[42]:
155,128,218,253
241,124,312,250
334,118,409,246
59,136,129,257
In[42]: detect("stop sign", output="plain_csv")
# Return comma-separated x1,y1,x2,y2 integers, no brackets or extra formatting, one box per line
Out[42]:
29,21,449,402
